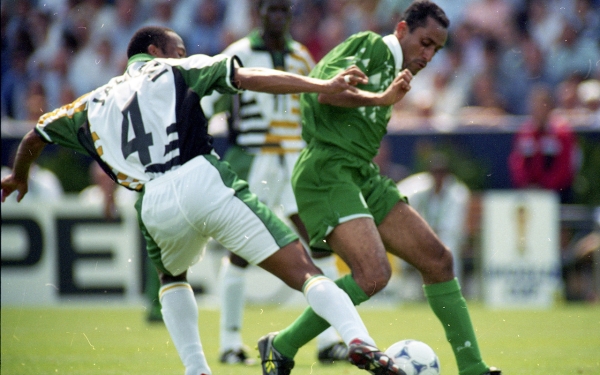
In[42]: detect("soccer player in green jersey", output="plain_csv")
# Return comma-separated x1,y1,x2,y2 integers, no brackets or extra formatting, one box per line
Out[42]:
257,2,501,375
2,26,410,375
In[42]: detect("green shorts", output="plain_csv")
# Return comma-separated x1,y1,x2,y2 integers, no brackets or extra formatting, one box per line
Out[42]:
292,141,407,252
223,145,254,180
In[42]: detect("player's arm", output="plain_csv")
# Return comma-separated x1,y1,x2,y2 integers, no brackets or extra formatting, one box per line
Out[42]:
318,69,413,108
234,65,367,95
1,130,47,202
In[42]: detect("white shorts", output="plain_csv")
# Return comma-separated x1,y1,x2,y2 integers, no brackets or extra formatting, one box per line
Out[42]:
137,155,298,276
247,152,299,218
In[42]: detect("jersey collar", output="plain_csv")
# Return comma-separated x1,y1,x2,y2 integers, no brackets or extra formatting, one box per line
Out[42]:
126,53,154,68
247,29,293,52
382,34,403,74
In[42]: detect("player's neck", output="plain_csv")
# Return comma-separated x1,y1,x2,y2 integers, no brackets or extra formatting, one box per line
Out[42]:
261,31,286,52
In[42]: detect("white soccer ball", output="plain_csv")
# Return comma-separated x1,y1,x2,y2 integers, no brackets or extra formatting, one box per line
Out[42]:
384,339,441,375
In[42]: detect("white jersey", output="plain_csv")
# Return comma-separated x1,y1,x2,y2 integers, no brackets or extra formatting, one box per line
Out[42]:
35,53,241,190
203,30,314,154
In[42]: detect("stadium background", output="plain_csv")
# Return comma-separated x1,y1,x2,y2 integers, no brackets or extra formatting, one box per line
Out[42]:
3,0,599,300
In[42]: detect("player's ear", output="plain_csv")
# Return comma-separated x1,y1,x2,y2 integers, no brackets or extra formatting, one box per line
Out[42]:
147,44,161,57
395,21,409,40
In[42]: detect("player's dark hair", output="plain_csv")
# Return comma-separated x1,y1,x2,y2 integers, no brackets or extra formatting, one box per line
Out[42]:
401,1,450,32
257,0,291,11
127,26,175,58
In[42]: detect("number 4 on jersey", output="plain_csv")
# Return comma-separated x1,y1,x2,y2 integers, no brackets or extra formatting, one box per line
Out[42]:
121,92,153,165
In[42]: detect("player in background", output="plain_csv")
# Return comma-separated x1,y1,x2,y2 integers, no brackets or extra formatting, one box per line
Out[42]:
1,26,407,375
257,2,502,375
202,0,346,365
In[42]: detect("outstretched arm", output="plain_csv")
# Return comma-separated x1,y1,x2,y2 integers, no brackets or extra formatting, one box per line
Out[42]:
318,69,413,108
1,130,47,202
234,65,368,95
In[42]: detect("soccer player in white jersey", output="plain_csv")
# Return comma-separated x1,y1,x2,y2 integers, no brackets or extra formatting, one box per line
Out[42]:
202,0,346,365
0,26,408,375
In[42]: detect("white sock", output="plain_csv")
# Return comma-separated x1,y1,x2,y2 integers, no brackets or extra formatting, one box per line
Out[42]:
160,283,211,375
219,257,246,353
303,276,375,347
311,256,344,350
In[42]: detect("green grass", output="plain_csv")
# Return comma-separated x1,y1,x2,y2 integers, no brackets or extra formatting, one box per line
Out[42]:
2,302,599,374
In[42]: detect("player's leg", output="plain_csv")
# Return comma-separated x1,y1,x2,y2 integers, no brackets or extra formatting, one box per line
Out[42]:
157,270,211,375
291,213,347,360
212,171,398,374
214,182,378,350
310,250,348,363
256,240,401,375
144,254,163,322
378,201,493,375
137,155,257,375
270,145,390,358
270,216,391,351
218,252,254,364
217,145,255,364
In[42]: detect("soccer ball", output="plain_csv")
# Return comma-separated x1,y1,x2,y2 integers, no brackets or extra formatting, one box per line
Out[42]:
384,339,440,375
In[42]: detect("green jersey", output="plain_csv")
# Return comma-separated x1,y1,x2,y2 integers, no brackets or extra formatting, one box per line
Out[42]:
300,32,404,161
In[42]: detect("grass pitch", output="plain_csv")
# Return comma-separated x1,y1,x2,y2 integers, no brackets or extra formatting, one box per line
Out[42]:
2,302,599,375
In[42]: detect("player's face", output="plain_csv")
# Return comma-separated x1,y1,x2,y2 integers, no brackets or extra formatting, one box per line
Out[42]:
260,0,292,36
396,17,447,75
158,31,187,58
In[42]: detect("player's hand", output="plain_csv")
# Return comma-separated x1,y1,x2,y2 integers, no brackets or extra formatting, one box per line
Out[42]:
379,69,413,106
326,65,369,94
1,174,28,203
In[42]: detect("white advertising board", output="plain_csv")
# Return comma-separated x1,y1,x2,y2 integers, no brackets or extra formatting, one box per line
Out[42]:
481,190,561,308
1,197,303,306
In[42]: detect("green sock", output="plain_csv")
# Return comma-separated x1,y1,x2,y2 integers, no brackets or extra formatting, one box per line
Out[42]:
274,274,369,358
424,278,488,375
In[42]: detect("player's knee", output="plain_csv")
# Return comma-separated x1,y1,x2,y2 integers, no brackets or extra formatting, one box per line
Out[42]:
354,259,392,295
159,271,187,285
423,245,454,282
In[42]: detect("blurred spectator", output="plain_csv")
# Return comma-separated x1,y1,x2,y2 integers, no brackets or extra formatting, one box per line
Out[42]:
569,0,600,42
141,0,178,30
1,48,31,119
465,38,508,116
497,34,552,115
94,0,146,69
36,41,76,110
553,74,591,122
183,0,227,56
397,152,471,281
508,84,579,203
222,0,254,44
546,16,600,86
525,0,566,54
68,36,120,97
578,79,600,123
24,81,48,121
463,0,517,46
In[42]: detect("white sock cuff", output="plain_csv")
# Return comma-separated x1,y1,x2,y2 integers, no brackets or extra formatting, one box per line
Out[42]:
159,282,193,301
302,275,331,295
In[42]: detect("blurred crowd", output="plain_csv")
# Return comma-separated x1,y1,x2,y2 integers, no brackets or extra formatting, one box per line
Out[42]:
2,0,599,125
